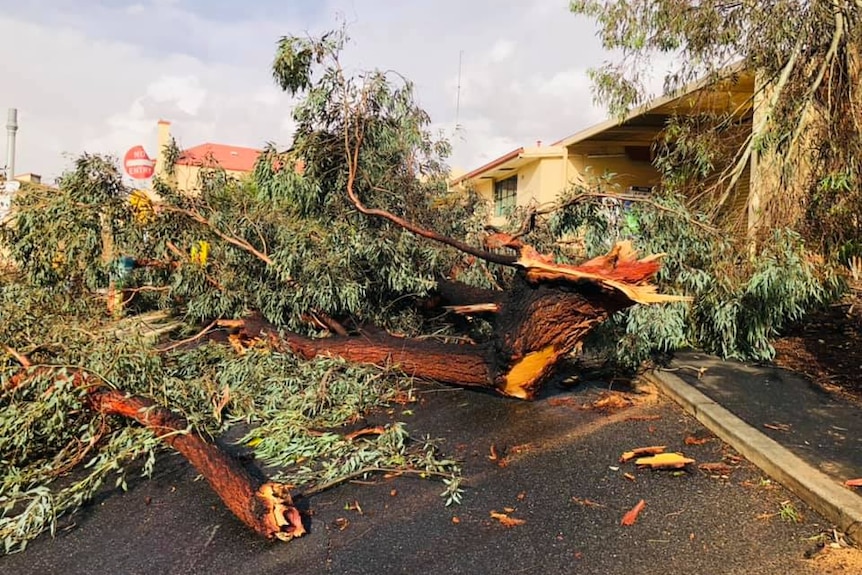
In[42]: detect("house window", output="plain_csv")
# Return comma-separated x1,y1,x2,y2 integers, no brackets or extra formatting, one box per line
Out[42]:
494,175,517,216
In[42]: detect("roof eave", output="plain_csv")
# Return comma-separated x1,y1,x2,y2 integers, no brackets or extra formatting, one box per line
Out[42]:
450,146,567,186
552,63,752,148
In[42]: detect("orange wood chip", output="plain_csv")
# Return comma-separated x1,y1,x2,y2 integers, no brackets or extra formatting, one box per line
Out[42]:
620,446,667,463
621,499,646,526
490,511,526,527
635,452,695,469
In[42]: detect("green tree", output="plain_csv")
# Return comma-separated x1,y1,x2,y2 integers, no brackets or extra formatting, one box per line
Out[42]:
0,30,681,553
571,1,862,254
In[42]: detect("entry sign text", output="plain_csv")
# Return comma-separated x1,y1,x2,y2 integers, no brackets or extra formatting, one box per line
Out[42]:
124,145,155,180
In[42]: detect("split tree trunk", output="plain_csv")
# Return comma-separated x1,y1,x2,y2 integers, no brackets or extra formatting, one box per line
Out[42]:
277,273,627,399
263,240,686,400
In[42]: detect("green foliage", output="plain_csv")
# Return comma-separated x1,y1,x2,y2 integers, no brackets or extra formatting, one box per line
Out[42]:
272,31,342,96
550,188,843,368
0,155,139,291
0,308,461,553
0,30,473,555
569,1,804,114
570,1,862,253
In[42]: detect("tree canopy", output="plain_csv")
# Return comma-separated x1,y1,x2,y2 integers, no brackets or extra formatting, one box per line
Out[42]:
571,1,862,254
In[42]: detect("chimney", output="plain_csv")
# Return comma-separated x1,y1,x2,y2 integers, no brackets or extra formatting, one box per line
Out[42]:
6,108,18,181
155,119,171,176
16,173,40,184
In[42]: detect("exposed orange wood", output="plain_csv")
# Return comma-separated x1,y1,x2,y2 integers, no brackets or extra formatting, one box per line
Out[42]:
89,387,305,541
501,345,559,399
515,241,691,305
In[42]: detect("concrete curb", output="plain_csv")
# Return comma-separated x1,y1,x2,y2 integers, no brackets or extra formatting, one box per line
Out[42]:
644,369,862,544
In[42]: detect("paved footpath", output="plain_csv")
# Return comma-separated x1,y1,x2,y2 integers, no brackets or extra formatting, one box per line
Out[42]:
2,374,855,575
647,351,862,544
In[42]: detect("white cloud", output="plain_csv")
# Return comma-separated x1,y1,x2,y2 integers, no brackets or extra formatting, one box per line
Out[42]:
146,76,208,116
0,1,619,182
0,12,297,181
253,87,282,107
538,69,592,100
489,40,516,64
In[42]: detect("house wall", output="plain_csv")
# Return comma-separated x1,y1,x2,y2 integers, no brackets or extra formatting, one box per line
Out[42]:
470,152,660,227
171,165,249,194
471,178,495,206
472,156,568,226
566,152,660,192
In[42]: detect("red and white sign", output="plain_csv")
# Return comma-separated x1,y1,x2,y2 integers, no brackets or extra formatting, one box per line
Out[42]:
123,145,155,180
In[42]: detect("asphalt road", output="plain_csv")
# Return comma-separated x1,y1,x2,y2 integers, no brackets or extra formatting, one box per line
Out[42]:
1,379,834,574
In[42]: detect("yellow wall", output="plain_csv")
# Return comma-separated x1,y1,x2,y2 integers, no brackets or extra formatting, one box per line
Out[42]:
566,153,660,192
468,152,659,227
172,164,249,194
155,121,171,177
520,156,569,205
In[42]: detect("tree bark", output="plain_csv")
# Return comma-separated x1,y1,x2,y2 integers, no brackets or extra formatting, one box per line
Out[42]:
275,274,628,399
262,240,687,400
80,377,305,541
279,330,494,388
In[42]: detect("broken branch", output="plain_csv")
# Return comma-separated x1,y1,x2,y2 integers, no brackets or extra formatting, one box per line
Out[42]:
87,386,305,541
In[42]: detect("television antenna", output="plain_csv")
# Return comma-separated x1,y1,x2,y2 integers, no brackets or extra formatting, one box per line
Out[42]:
455,49,463,131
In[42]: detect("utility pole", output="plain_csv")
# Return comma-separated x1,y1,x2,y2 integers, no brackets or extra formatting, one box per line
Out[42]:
6,108,18,183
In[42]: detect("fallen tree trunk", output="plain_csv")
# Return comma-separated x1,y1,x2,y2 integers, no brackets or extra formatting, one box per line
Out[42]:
275,273,626,399
247,240,688,400
6,362,305,542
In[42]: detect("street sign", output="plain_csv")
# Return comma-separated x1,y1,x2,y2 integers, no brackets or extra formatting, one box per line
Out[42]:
123,145,155,180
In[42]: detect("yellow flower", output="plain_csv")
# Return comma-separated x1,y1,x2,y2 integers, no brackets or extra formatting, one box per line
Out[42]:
129,190,155,224
190,240,210,266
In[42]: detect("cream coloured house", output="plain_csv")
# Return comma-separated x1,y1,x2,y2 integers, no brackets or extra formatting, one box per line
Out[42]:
451,71,756,230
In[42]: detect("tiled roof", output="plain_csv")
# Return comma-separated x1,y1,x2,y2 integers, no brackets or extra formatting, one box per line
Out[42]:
176,143,261,173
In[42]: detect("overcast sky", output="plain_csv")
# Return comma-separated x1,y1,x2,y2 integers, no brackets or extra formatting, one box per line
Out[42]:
0,0,622,182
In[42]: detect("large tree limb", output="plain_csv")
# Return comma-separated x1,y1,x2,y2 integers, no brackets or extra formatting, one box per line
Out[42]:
4,355,305,543
235,241,687,400
275,330,494,388
85,386,305,541
340,81,517,267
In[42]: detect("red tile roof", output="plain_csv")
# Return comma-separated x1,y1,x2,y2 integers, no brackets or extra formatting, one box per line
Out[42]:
176,143,261,173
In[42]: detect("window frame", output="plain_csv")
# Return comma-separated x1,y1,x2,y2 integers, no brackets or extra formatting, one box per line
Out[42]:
493,175,518,217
